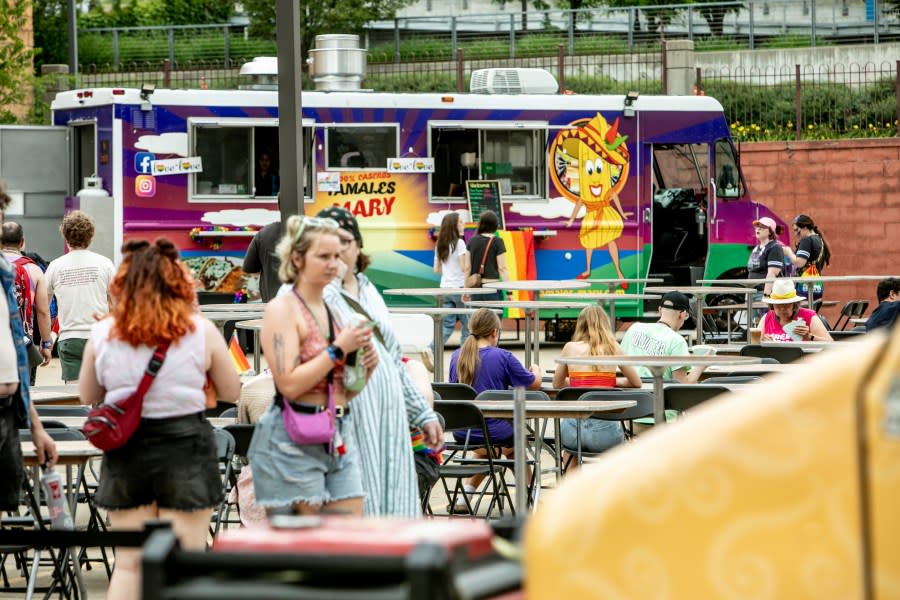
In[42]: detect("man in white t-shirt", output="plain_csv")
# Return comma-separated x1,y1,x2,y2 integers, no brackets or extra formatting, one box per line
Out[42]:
45,211,115,382
620,291,704,383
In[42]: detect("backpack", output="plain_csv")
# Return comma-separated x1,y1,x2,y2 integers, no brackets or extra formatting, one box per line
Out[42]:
9,255,35,340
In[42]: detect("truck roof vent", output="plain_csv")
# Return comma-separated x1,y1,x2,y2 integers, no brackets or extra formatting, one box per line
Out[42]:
470,68,558,95
239,56,278,90
307,34,366,92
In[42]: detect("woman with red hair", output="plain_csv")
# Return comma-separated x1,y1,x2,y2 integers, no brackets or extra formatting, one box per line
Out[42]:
78,239,240,599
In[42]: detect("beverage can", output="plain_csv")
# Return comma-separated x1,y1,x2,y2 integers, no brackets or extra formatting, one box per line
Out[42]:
343,314,370,392
40,465,74,530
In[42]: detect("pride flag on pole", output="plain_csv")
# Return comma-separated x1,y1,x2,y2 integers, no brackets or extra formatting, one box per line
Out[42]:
496,229,537,319
228,333,252,374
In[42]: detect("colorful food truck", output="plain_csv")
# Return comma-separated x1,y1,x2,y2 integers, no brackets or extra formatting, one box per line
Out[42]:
51,76,785,315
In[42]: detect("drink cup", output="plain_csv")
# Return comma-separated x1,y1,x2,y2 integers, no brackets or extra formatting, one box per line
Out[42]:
750,327,762,344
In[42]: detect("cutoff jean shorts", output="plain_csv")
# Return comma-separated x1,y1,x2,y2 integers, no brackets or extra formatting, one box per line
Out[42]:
560,417,624,453
247,403,364,509
94,412,222,511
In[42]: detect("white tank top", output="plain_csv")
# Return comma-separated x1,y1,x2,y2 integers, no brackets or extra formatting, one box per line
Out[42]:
91,315,207,419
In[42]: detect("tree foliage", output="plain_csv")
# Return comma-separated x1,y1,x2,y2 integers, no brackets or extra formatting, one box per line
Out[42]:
0,1,35,122
243,0,415,56
33,0,69,70
79,0,233,28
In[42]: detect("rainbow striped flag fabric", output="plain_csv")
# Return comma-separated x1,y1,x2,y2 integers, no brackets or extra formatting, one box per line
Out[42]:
496,229,537,319
228,333,252,374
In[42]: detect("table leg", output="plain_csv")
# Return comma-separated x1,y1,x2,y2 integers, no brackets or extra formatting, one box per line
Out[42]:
532,309,541,366
529,417,542,510
696,295,705,345
651,366,666,426
608,301,617,329
807,283,815,308
513,387,528,516
523,312,532,368
252,330,261,374
744,291,753,342
431,314,443,382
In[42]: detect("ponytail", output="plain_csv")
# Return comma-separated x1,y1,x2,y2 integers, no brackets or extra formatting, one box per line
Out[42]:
457,308,500,386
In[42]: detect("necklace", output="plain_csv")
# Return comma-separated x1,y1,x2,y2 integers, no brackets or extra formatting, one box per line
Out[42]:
657,320,672,329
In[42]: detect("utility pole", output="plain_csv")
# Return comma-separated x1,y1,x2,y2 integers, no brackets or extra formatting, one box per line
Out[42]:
276,0,304,223
67,0,78,75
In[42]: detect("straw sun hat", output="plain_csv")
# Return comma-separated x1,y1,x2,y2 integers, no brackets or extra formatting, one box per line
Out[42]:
763,279,806,305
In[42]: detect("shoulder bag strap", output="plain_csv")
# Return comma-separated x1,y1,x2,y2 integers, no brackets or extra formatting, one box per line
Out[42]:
477,236,494,275
133,343,170,400
339,291,386,348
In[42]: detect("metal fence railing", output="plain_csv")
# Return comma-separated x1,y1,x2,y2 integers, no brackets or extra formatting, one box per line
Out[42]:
77,0,900,69
698,60,899,140
72,54,897,141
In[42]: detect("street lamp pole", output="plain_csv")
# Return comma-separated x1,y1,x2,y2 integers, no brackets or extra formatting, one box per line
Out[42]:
276,0,305,223
67,0,78,75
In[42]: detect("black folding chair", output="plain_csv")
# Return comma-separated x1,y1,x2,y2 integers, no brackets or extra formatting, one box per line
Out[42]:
215,424,256,533
560,389,653,471
664,385,731,414
701,375,761,384
429,400,514,518
833,299,869,331
740,344,804,363
209,428,236,537
431,382,477,401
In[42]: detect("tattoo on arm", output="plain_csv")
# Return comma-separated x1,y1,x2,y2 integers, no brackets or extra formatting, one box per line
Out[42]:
273,333,285,375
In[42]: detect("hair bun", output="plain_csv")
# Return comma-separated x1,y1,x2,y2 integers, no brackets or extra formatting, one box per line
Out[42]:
155,238,180,260
121,240,150,254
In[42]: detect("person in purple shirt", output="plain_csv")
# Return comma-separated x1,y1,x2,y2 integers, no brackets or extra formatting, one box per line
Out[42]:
448,308,541,512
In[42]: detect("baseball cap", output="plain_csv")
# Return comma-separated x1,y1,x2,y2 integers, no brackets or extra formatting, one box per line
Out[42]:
752,216,777,230
661,291,691,312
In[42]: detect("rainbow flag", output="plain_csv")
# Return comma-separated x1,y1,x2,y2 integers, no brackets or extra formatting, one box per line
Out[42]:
497,229,537,319
228,333,252,374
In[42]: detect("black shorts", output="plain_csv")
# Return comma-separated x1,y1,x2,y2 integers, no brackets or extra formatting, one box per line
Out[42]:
0,405,24,511
94,413,223,511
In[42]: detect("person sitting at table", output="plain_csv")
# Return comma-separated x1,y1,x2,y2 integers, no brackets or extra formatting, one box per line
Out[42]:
760,278,833,342
866,277,900,332
79,239,241,599
448,308,541,513
620,291,705,384
553,305,641,461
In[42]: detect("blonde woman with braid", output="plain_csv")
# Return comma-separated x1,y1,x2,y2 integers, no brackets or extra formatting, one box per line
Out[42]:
447,308,541,511
553,305,641,458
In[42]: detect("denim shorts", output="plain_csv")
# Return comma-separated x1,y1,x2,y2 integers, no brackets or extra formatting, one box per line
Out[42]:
0,406,23,511
94,413,223,511
560,418,624,453
248,404,364,509
57,338,87,381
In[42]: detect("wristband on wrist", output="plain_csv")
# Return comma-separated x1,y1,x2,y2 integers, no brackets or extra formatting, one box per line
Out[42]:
40,341,52,349
325,345,345,365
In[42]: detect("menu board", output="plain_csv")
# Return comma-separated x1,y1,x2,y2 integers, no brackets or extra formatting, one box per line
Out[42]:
465,180,504,229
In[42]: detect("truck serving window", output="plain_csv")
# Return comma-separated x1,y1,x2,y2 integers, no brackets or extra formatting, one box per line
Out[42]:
429,122,547,201
325,125,397,171
190,119,313,202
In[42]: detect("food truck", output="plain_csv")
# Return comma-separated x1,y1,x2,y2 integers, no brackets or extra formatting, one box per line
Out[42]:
51,72,785,315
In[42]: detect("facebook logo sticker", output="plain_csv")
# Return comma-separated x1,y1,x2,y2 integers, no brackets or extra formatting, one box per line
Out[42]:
135,152,155,174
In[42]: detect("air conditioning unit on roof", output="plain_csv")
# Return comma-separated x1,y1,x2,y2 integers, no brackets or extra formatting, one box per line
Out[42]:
469,68,559,95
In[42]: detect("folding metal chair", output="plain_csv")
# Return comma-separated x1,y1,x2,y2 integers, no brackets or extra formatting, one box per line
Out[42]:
833,299,870,331
740,344,804,363
209,428,236,537
560,389,653,471
429,400,515,518
214,424,256,533
431,382,477,401
664,385,730,414
34,406,89,418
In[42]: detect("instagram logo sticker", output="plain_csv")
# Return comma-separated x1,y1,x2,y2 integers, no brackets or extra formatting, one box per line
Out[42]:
135,175,156,197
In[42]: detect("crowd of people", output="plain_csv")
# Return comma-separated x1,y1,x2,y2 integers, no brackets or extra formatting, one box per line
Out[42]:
2,176,895,598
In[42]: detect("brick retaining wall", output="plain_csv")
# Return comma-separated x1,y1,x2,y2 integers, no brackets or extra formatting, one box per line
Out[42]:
740,138,900,324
